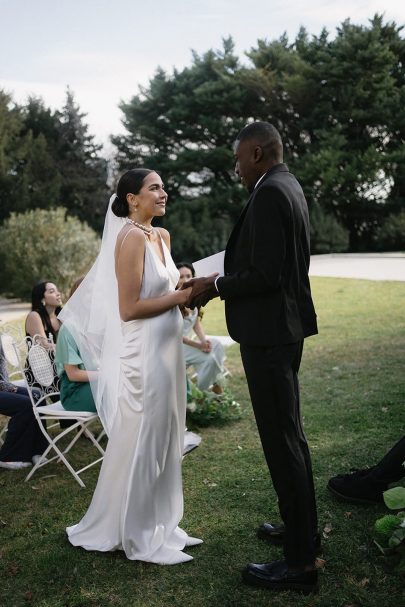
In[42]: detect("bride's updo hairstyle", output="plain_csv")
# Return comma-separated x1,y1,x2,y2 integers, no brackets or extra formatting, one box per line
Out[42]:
111,168,154,217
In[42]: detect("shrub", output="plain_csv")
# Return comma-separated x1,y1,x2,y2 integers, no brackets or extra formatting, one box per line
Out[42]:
376,211,405,251
0,208,100,299
374,486,405,574
186,380,243,427
310,203,349,253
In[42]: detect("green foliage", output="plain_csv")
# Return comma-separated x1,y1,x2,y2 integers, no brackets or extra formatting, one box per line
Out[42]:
310,203,349,253
376,210,405,250
56,89,109,233
0,208,100,298
186,380,242,427
384,486,405,510
1,16,405,259
12,131,61,214
374,487,405,573
0,90,26,222
113,16,405,258
0,89,108,233
248,16,405,251
112,38,254,261
375,514,402,537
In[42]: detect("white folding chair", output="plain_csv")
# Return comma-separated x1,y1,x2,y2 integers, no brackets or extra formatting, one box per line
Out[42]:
0,324,27,387
0,325,28,446
17,337,104,487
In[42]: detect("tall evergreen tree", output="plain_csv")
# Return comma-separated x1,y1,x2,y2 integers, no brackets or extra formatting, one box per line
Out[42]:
246,15,405,249
0,91,25,223
112,39,261,261
57,88,108,232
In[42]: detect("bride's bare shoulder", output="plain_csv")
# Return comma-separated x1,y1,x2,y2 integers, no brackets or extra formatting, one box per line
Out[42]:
116,225,145,246
115,225,145,258
156,227,170,247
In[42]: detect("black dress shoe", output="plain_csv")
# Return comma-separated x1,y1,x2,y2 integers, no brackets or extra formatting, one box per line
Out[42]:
242,559,318,594
257,522,322,552
327,467,385,504
257,522,286,545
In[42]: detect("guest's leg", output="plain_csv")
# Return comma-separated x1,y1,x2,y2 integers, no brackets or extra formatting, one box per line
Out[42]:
0,392,40,462
368,437,405,483
184,346,221,391
240,341,317,568
328,436,405,503
13,386,48,455
210,339,225,371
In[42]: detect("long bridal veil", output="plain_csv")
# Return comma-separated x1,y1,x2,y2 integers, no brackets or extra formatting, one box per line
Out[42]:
59,195,125,435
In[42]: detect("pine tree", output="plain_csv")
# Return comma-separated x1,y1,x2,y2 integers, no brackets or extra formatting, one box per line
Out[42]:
57,88,108,232
112,38,260,261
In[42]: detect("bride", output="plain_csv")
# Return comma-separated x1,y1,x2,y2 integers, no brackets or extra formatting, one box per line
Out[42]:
60,169,202,565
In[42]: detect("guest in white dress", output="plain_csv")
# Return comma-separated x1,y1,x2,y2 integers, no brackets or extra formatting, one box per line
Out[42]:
61,169,202,565
176,262,225,394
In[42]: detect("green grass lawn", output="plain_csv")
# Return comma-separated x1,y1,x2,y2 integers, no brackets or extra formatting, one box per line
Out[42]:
1,277,404,607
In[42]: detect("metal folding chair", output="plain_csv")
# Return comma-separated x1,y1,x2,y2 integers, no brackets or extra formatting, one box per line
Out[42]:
17,337,104,487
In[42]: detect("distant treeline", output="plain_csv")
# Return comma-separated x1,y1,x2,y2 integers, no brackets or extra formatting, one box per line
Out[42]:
1,14,404,266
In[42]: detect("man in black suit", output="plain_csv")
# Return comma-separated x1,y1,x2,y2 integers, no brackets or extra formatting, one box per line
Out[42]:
184,122,319,594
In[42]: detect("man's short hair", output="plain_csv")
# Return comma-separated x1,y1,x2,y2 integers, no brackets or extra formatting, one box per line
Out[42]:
237,122,283,161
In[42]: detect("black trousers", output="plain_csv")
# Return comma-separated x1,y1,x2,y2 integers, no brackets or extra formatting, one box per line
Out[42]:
0,387,48,463
240,340,318,568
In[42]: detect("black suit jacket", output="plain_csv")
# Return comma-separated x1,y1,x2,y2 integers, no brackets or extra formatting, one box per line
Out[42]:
217,163,318,346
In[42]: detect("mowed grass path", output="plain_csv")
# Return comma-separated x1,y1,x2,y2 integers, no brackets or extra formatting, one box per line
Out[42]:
1,277,404,607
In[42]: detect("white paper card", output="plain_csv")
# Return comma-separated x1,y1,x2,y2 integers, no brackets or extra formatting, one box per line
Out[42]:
193,250,225,277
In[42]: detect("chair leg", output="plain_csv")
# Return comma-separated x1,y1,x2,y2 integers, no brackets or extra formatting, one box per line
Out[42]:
96,428,106,442
82,424,105,455
25,416,104,488
25,437,86,487
62,421,85,455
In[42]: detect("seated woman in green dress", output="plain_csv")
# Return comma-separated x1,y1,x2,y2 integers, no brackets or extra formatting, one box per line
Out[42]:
54,278,97,413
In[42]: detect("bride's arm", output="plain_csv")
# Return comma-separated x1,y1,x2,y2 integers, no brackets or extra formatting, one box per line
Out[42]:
116,229,191,321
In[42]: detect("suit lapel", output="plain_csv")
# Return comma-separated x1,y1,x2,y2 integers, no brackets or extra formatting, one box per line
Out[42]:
225,165,289,266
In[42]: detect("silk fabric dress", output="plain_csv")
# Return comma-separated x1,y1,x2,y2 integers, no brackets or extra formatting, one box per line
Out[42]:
67,231,201,564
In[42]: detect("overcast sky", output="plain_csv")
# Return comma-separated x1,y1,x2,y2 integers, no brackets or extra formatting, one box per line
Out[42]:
1,0,404,149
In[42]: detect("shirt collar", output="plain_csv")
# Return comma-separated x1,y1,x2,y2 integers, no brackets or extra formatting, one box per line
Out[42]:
254,173,267,189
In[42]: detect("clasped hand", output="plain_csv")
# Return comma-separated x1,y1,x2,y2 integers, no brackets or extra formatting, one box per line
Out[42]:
180,273,219,308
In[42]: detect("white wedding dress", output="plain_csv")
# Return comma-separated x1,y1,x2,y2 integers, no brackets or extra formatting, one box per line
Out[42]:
67,231,202,564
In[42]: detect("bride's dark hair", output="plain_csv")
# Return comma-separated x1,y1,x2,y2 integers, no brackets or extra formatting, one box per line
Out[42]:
112,168,154,217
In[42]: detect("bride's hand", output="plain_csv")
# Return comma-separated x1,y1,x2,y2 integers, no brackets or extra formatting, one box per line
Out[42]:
176,286,192,305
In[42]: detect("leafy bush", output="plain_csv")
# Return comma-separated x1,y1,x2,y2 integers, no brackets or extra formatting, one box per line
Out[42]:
374,486,405,574
310,203,349,254
186,380,242,427
0,208,100,299
376,211,405,251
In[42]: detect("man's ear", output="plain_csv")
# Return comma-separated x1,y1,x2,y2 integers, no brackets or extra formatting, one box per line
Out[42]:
253,145,263,163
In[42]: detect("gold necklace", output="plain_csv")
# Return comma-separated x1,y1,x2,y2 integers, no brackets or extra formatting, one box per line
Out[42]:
126,218,153,234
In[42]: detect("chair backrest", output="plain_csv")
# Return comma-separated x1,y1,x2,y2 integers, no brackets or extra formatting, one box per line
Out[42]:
0,324,27,382
16,337,60,406
28,344,56,387
1,332,20,368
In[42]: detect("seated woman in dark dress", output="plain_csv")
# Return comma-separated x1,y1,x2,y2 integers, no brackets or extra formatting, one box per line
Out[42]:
25,280,74,427
25,281,62,347
0,341,48,470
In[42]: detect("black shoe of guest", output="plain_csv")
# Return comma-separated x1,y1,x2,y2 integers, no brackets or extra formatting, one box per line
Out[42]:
242,559,318,594
327,467,386,504
257,522,322,552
